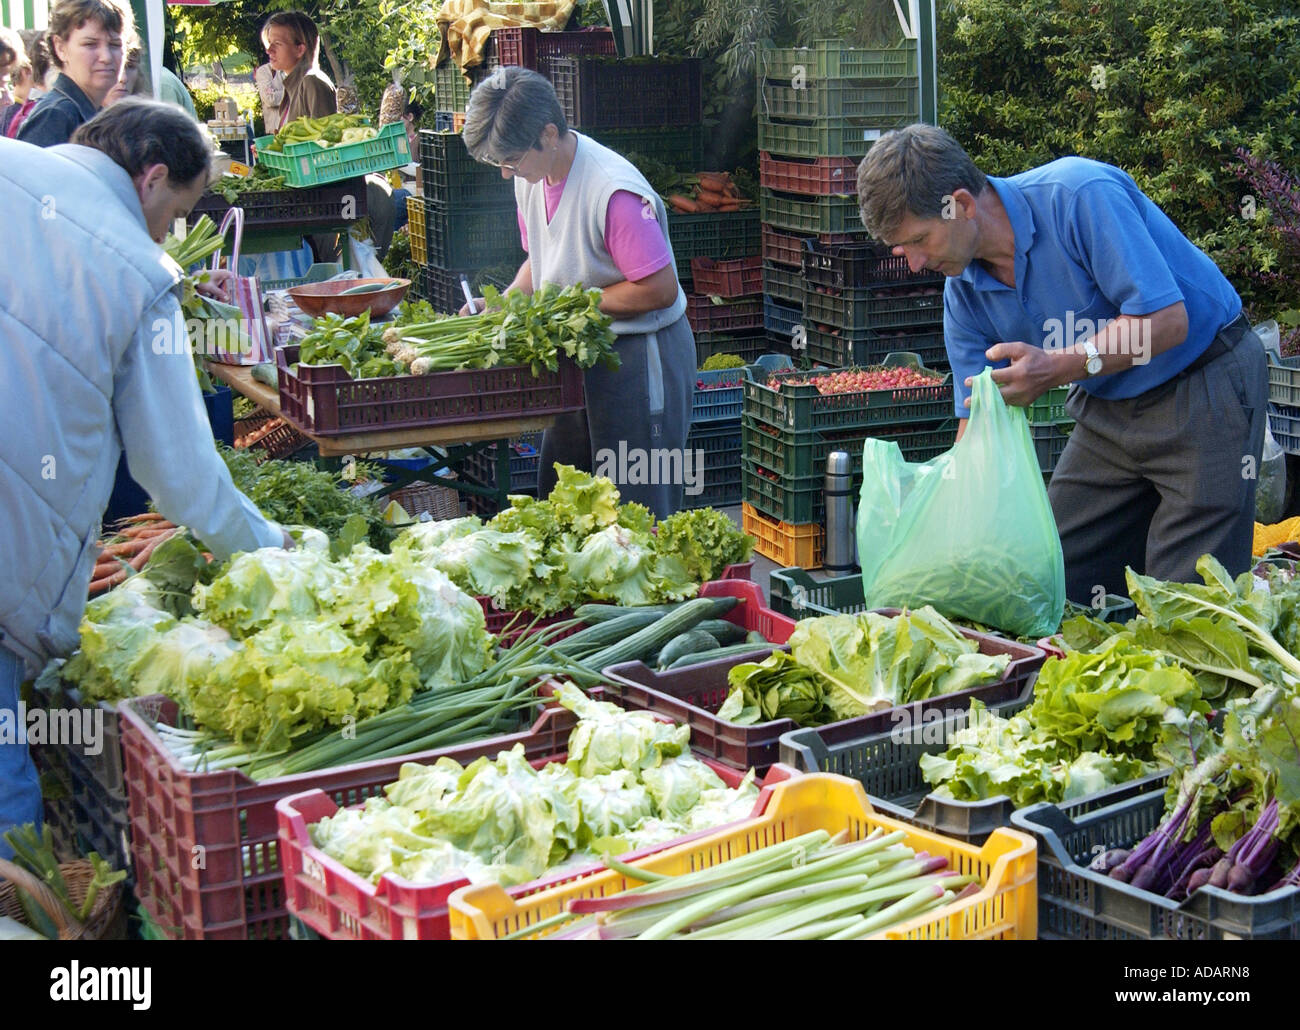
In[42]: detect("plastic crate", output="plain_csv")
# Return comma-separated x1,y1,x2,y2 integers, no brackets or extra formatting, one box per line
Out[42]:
687,420,742,467
607,615,1041,783
588,124,704,172
433,61,484,113
689,256,762,299
1027,385,1070,424
763,225,813,268
406,196,427,264
758,40,919,81
550,56,703,128
1267,355,1300,407
120,692,553,940
686,294,764,334
759,78,918,122
761,189,865,235
416,263,488,314
275,342,585,436
417,129,514,208
190,177,368,232
761,261,805,307
691,368,747,423
1012,784,1300,939
745,353,952,433
422,202,524,269
802,238,942,291
759,152,858,196
232,412,312,461
758,118,882,160
488,25,617,78
449,773,1037,939
254,121,411,188
281,754,796,942
460,437,543,493
804,283,944,332
696,331,782,367
1031,420,1075,475
433,110,464,132
680,478,743,510
743,413,950,480
806,327,949,371
742,502,823,569
763,297,803,339
1268,403,1300,454
667,210,762,280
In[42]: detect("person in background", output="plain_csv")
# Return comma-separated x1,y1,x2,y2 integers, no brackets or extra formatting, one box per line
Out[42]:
158,63,196,120
104,42,146,105
0,48,33,137
0,99,293,857
5,34,52,142
391,96,422,232
253,60,283,135
17,0,132,147
260,9,397,258
461,68,694,517
0,26,21,105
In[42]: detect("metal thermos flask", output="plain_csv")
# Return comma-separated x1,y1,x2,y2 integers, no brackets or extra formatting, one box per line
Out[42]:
824,451,856,574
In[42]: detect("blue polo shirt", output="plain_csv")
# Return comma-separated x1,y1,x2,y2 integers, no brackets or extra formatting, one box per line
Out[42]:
944,157,1241,416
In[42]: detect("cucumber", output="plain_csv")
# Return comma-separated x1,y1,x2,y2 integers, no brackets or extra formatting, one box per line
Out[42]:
584,597,719,669
574,595,741,625
695,619,748,646
655,630,721,669
340,280,392,295
664,642,781,671
549,610,664,657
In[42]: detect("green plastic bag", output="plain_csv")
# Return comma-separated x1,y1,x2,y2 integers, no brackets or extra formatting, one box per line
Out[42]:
855,368,1065,638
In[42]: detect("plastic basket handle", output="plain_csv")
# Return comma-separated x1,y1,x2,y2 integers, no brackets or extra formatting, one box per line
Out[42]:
213,205,245,273
0,857,82,938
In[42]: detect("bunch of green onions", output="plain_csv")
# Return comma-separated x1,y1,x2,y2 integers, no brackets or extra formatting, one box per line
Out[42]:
516,829,981,940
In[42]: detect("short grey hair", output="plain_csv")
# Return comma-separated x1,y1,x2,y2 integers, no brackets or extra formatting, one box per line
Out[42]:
72,98,213,186
856,123,988,240
462,66,568,166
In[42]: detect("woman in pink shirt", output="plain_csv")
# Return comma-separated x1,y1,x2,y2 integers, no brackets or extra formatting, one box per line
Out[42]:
462,67,695,518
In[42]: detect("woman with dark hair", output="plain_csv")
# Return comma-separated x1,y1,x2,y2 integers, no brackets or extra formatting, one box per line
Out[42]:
17,0,133,147
460,67,694,517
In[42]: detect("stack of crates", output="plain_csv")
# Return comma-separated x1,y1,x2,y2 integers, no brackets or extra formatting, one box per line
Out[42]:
412,130,524,313
1028,385,1074,483
460,431,543,497
801,239,947,371
742,355,955,566
1267,355,1300,458
756,39,919,359
687,256,775,369
684,364,747,510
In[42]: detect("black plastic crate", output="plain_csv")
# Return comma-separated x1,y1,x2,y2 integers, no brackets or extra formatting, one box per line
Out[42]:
418,130,514,207
806,328,949,372
761,261,805,307
667,210,762,281
190,177,368,232
423,202,525,269
802,239,943,291
460,434,542,493
803,284,944,332
1031,420,1074,476
416,263,477,314
588,125,704,172
1012,785,1300,939
686,420,742,472
550,56,703,128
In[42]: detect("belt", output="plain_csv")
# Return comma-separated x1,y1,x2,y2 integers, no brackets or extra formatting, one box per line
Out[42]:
1179,312,1251,378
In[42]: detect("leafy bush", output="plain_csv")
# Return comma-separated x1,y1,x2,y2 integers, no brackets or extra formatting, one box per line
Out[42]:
938,0,1300,316
190,81,261,124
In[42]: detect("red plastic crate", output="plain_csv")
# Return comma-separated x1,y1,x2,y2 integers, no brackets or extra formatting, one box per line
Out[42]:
686,294,765,334
601,614,1046,774
759,152,859,196
489,26,617,78
689,256,763,299
761,225,869,269
275,343,585,436
276,704,799,940
121,694,559,940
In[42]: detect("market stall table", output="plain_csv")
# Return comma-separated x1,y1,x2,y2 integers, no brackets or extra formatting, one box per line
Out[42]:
208,362,552,511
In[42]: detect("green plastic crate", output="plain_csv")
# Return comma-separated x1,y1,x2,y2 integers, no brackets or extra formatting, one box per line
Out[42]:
1027,385,1070,423
761,189,866,235
589,125,705,172
433,60,480,113
1031,419,1075,478
803,284,944,332
758,118,882,160
744,414,956,482
806,328,949,371
423,203,525,269
761,261,805,307
759,79,919,122
758,40,918,81
667,210,762,280
744,353,953,433
254,121,411,188
696,330,784,367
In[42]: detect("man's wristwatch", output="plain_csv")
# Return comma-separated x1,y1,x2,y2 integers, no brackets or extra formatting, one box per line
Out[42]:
1082,341,1104,376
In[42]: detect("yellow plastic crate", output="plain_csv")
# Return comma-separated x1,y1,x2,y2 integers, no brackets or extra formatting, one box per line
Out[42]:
407,196,427,266
447,774,1038,940
742,502,823,570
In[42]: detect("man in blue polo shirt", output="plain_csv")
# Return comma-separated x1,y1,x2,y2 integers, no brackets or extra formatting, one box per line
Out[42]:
856,124,1267,602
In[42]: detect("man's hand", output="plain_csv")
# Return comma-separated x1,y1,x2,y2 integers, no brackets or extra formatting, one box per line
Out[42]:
280,529,297,550
962,341,1068,409
196,268,234,305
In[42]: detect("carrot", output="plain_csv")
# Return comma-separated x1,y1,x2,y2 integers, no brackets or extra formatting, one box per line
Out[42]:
98,540,146,558
723,183,742,199
718,201,742,211
130,529,180,570
698,172,729,193
666,194,700,213
695,188,729,207
89,569,130,593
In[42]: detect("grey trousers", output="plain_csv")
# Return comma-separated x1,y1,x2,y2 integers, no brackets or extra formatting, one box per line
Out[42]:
1047,333,1268,603
537,314,696,519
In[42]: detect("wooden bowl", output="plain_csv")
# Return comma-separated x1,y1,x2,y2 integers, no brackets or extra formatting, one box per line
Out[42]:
288,278,411,318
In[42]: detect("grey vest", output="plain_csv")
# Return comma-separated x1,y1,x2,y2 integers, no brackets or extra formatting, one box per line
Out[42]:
516,132,687,336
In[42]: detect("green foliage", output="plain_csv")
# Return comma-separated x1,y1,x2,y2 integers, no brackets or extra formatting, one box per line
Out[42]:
938,0,1300,315
190,81,261,124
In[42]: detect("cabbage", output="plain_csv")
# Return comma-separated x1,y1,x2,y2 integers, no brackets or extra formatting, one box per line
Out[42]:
557,684,689,777
639,754,727,821
60,583,178,703
192,546,344,637
129,619,241,705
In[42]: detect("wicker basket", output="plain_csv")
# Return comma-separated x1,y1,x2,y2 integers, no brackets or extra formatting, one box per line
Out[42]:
0,857,126,940
387,482,463,521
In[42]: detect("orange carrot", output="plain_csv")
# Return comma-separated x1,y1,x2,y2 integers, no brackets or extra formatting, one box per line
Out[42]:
666,194,700,213
99,540,146,558
718,201,742,211
89,569,130,593
130,529,180,570
698,172,729,193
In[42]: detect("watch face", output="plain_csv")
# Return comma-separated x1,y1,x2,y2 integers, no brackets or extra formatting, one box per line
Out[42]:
1087,355,1104,375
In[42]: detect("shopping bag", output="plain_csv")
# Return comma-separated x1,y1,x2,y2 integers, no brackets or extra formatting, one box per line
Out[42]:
208,206,273,365
855,368,1065,638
